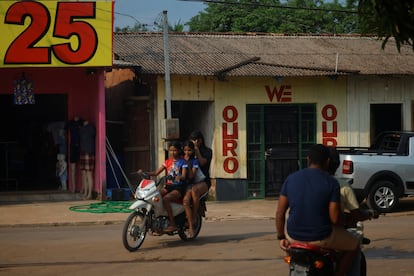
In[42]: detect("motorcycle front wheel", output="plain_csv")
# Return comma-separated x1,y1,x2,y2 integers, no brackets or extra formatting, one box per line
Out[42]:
122,211,147,252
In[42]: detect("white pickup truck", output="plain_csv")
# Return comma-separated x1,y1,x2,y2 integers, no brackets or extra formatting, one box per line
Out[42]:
336,131,414,213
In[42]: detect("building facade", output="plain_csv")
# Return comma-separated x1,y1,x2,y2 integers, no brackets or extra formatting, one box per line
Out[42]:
109,33,414,200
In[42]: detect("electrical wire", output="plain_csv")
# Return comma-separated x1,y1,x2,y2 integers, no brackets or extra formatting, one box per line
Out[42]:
179,0,359,14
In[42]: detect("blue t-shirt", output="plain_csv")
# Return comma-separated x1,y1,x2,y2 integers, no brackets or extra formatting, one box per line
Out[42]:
198,146,212,180
163,158,188,186
188,157,200,175
280,168,340,241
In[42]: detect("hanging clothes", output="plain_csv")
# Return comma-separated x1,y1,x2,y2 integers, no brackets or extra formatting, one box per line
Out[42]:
13,74,35,105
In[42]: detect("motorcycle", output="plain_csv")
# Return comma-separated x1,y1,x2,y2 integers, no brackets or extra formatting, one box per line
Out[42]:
122,172,207,252
283,220,375,276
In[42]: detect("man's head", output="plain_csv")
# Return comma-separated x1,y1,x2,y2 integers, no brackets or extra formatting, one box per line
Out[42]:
189,130,205,146
307,144,330,169
327,147,341,175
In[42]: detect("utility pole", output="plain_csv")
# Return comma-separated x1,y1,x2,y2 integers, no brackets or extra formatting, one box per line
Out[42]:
163,10,172,119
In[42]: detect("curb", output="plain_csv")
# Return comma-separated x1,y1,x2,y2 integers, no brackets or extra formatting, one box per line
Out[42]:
1,198,411,228
0,220,126,228
2,211,411,228
0,215,276,228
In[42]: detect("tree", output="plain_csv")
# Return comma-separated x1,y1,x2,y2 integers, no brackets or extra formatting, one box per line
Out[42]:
186,0,414,51
358,0,414,51
170,20,186,32
115,20,184,33
187,0,359,34
114,22,148,33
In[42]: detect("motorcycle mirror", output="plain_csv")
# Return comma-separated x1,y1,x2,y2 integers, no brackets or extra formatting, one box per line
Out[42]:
141,172,150,179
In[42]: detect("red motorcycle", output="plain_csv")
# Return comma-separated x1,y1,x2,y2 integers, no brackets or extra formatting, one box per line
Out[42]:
283,221,374,276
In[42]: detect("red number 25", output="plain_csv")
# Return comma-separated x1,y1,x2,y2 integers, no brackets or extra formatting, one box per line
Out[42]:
4,1,98,65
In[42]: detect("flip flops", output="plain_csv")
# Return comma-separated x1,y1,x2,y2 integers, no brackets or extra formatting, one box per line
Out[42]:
188,229,194,239
163,225,177,233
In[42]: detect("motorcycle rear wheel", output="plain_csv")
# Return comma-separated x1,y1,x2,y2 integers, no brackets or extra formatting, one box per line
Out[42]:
178,212,202,241
122,211,147,252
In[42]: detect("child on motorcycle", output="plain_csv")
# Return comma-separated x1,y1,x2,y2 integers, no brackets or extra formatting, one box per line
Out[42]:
137,141,188,233
182,140,205,238
327,147,378,225
328,146,378,275
189,131,212,222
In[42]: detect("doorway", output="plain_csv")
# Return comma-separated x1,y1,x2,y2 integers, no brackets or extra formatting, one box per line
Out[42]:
0,94,67,191
370,103,402,141
171,101,214,143
246,104,316,198
121,97,151,186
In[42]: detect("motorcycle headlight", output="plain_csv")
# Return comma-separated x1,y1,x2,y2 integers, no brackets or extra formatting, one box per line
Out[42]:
136,189,149,198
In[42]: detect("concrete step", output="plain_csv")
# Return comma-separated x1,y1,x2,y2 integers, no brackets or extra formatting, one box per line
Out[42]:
0,191,84,204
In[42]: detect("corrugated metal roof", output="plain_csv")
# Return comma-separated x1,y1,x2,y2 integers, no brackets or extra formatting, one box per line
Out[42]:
112,59,137,67
113,32,414,77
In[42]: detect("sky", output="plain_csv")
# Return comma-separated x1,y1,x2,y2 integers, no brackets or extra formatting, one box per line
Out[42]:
113,0,206,30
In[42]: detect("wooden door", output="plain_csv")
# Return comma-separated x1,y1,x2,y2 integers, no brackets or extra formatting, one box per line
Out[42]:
123,97,151,184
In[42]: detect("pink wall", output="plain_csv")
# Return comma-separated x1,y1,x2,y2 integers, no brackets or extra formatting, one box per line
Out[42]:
0,67,106,197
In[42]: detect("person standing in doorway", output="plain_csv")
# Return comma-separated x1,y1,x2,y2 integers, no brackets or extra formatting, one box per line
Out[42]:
67,116,83,193
79,120,96,200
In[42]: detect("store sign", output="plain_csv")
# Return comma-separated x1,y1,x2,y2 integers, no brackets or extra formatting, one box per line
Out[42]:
265,85,292,102
322,104,338,146
222,105,239,174
0,0,113,67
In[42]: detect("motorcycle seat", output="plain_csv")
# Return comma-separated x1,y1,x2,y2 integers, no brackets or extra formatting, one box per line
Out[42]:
171,197,184,204
171,191,208,205
289,242,336,255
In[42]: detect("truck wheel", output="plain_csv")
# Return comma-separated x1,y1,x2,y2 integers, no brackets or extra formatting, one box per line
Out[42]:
367,180,399,213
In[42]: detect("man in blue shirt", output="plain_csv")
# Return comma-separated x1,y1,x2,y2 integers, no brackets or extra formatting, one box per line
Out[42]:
276,144,359,276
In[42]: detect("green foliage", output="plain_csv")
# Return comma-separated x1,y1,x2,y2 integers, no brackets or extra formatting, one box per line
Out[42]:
358,0,414,51
170,20,185,32
114,0,414,51
115,18,185,33
114,22,148,33
187,0,359,34
153,16,187,32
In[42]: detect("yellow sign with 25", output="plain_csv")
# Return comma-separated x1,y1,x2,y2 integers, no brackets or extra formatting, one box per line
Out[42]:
0,0,113,67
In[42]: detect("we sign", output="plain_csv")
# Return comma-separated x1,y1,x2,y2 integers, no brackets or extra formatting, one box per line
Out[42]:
265,85,292,103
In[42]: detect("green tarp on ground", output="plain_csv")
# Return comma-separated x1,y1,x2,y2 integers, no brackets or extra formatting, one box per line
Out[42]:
69,201,133,213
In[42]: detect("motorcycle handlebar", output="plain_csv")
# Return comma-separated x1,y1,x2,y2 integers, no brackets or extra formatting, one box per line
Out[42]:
133,172,176,186
141,172,150,180
131,171,151,180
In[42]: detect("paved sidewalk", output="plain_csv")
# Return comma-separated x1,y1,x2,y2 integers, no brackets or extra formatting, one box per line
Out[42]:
2,197,412,227
0,199,278,227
